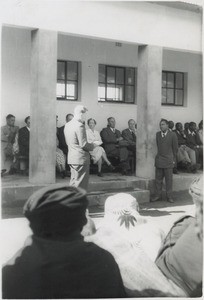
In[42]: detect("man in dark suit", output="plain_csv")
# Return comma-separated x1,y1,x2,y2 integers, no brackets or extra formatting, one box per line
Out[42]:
18,116,30,174
58,114,74,156
186,122,203,165
100,117,130,175
64,106,94,190
18,116,30,158
152,119,178,203
122,119,136,172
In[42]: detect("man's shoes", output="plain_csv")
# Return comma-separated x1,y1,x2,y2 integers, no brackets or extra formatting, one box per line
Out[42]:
97,172,103,177
167,197,174,203
173,168,179,174
150,196,162,202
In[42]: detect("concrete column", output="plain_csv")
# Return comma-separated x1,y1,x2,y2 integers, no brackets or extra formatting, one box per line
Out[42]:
136,45,163,179
29,29,57,184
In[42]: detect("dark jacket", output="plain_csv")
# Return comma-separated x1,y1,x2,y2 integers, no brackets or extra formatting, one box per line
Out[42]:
173,130,187,147
18,126,30,158
122,128,136,146
185,130,202,150
100,126,122,156
2,235,126,299
155,130,178,168
57,125,68,155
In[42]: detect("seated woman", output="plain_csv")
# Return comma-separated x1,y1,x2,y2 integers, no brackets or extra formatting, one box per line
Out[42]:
86,118,114,177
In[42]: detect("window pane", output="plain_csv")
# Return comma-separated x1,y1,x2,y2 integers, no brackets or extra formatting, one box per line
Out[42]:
162,72,167,88
167,89,174,104
176,73,183,89
162,88,167,104
98,83,105,101
167,73,174,88
175,89,183,105
57,62,65,80
67,61,78,80
66,81,77,100
126,68,134,85
115,85,124,101
107,67,115,84
57,80,65,98
125,86,134,103
116,68,124,84
99,65,105,83
107,84,123,101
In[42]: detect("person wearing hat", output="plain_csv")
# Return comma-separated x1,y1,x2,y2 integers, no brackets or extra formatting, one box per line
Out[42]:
85,193,186,297
2,184,126,299
156,175,203,297
64,105,95,190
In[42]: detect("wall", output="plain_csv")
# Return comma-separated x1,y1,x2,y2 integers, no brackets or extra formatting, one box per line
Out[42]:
161,49,203,124
1,27,31,128
1,1,202,52
1,27,203,131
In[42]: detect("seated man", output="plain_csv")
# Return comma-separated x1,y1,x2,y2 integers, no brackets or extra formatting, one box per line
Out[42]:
57,113,73,157
186,121,203,164
168,120,174,131
2,184,126,299
100,117,130,175
156,175,203,297
18,116,30,175
174,122,199,172
1,114,19,175
122,119,136,171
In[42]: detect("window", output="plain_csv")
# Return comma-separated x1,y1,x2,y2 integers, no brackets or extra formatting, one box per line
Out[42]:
98,64,135,103
162,71,184,106
57,60,78,100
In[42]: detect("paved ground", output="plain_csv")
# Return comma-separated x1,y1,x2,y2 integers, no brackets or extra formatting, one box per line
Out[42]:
1,189,195,265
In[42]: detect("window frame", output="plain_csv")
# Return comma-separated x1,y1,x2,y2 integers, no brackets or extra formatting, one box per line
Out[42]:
98,64,136,104
57,60,79,101
162,71,184,107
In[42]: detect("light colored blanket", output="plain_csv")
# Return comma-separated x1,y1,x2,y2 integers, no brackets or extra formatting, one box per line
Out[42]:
85,227,187,297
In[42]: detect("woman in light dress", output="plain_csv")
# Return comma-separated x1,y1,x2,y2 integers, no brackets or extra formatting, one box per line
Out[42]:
86,118,114,176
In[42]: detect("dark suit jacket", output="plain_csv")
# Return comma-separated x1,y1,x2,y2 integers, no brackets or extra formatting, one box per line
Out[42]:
100,126,122,156
173,130,187,147
155,130,178,168
185,130,201,150
122,128,136,145
18,126,30,157
64,118,94,165
57,125,68,155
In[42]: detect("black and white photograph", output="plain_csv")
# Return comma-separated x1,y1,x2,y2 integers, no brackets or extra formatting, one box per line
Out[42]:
1,0,203,298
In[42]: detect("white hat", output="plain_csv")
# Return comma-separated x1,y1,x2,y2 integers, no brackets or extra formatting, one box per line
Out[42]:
104,193,144,230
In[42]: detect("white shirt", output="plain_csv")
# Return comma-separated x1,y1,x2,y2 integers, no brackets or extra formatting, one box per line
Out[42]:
161,131,168,138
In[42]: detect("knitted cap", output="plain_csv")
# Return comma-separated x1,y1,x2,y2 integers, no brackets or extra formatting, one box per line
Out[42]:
24,184,88,237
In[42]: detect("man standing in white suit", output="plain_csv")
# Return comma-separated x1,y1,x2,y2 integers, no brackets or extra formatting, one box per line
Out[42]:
64,105,95,190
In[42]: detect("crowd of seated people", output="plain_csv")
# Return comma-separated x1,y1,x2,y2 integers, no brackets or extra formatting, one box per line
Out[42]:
1,113,202,178
169,120,203,174
2,175,203,298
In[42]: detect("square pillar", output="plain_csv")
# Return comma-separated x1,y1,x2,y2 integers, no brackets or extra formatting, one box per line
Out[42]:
29,29,57,184
136,45,163,179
